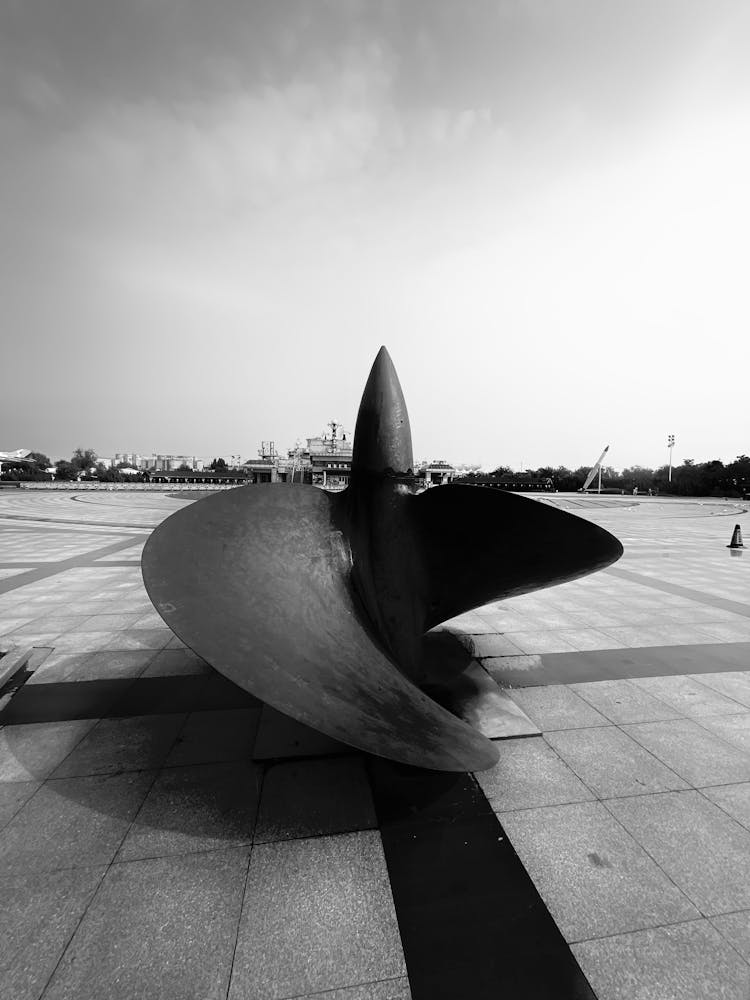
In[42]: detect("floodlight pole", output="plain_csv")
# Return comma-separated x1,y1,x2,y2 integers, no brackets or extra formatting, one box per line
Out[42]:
668,434,675,482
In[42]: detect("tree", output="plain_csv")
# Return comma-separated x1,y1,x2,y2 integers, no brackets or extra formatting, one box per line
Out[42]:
621,466,656,492
176,463,192,472
54,460,78,481
210,458,228,471
28,451,52,471
727,455,750,498
549,466,577,491
71,448,97,471
96,465,123,482
0,450,53,481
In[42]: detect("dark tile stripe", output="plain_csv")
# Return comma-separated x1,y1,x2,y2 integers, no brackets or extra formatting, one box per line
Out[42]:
604,565,750,618
107,674,260,717
487,641,750,687
0,678,138,723
0,535,149,595
90,560,143,567
0,673,261,725
0,563,41,568
0,512,158,529
368,760,594,1000
0,521,134,536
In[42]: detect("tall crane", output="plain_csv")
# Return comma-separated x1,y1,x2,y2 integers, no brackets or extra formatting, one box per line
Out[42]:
582,445,610,494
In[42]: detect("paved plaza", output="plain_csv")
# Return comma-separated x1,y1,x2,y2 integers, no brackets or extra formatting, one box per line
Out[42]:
0,487,749,999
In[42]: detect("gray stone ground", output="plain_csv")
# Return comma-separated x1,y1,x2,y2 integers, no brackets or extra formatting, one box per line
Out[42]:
0,488,748,999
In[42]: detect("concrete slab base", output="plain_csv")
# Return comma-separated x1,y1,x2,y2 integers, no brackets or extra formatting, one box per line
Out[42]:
424,661,540,739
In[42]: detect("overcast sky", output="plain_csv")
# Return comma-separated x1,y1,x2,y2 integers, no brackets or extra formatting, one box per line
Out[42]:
2,0,748,469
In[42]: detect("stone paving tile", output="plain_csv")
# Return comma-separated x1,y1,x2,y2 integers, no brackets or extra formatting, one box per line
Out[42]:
47,630,120,652
475,736,594,811
229,831,406,1000
0,780,40,830
545,727,688,799
518,611,590,629
695,712,750,754
0,720,97,781
108,601,154,616
43,848,248,1000
104,628,173,651
441,612,498,634
665,606,747,623
63,599,129,615
72,647,156,679
132,610,170,629
166,708,260,766
701,782,750,831
25,651,93,684
508,685,609,730
0,866,106,1000
628,675,747,718
255,757,377,843
502,630,580,654
572,920,750,1000
570,610,632,628
473,605,532,630
554,629,623,651
605,625,721,648
0,771,154,873
27,646,55,670
69,612,145,632
143,647,210,677
52,714,186,777
483,653,543,685
569,679,682,724
117,762,260,861
498,801,698,942
697,621,750,642
649,625,730,645
606,790,750,915
23,614,93,634
622,719,750,787
459,633,525,657
0,630,60,647
30,648,155,684
0,617,33,635
710,911,750,964
3,600,64,616
689,671,750,708
252,706,350,760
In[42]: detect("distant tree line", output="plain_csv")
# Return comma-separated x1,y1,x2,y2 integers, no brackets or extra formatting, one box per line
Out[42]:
0,448,144,483
0,451,54,481
0,449,241,483
4,448,748,498
45,448,144,483
460,456,750,498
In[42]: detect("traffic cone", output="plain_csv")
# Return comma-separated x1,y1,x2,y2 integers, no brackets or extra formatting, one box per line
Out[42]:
727,524,745,548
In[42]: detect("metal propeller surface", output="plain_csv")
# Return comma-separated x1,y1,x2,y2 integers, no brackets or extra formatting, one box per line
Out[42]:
142,347,623,771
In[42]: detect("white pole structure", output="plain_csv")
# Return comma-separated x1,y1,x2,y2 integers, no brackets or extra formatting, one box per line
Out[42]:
668,435,675,482
582,445,610,492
